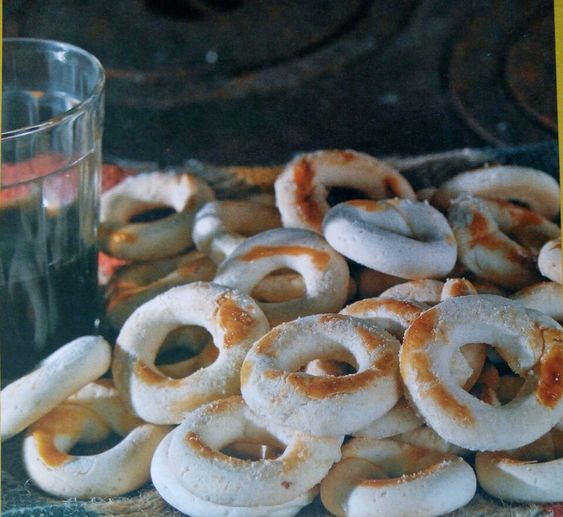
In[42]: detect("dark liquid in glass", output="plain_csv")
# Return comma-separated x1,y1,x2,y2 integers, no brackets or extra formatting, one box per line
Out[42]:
0,153,100,381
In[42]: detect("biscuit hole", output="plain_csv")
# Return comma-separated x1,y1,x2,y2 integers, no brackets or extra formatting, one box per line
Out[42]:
252,268,305,302
303,359,357,376
221,431,286,461
451,343,487,392
298,348,359,376
327,187,369,207
129,205,176,223
70,432,123,456
495,374,527,404
221,441,286,461
468,346,529,406
155,325,217,378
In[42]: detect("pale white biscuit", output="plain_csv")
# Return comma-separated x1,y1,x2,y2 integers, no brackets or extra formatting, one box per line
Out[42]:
193,200,281,264
214,227,349,326
380,277,503,304
1,336,111,442
165,396,342,507
538,238,562,284
400,295,563,451
440,277,478,299
112,282,270,424
100,172,214,261
510,281,563,322
340,292,485,393
274,149,415,232
23,397,169,498
449,195,556,290
151,424,318,517
380,279,445,305
105,250,216,329
320,437,476,517
476,432,563,503
435,165,560,220
323,199,457,279
340,297,428,340
397,425,469,458
241,313,401,437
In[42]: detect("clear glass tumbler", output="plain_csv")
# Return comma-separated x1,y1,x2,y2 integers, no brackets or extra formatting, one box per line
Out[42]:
1,39,105,380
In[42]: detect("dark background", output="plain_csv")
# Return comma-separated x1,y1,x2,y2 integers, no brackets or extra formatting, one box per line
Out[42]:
4,0,557,165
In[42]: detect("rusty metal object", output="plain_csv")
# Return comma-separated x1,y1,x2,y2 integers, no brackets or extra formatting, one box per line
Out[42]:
506,13,557,133
448,0,555,146
9,0,415,109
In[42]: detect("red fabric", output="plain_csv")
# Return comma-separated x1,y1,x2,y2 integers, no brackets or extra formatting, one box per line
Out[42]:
545,504,563,516
101,163,139,192
98,163,138,283
1,154,70,205
98,251,129,285
2,154,68,185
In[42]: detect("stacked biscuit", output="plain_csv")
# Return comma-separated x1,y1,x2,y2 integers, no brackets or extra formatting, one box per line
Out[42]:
1,149,562,516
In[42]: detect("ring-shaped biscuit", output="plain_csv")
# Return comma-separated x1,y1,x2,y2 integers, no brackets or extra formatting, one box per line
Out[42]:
475,435,563,503
448,195,552,289
1,336,111,442
274,149,415,232
480,199,560,252
105,251,217,329
165,396,342,507
112,282,270,424
99,172,215,261
440,278,478,299
323,199,457,279
320,437,476,517
538,238,562,284
66,379,145,435
213,228,350,326
340,297,428,340
241,313,401,436
380,278,503,305
23,401,169,499
193,200,282,264
379,279,445,305
151,426,319,517
435,165,560,220
511,281,563,323
400,294,563,451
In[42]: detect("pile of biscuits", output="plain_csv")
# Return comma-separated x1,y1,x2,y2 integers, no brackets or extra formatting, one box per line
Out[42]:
2,149,562,516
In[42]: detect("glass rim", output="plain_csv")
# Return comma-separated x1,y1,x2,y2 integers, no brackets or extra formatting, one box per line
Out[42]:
1,37,105,142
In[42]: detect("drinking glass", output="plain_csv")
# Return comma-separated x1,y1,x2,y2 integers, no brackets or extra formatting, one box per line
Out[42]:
1,38,105,380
